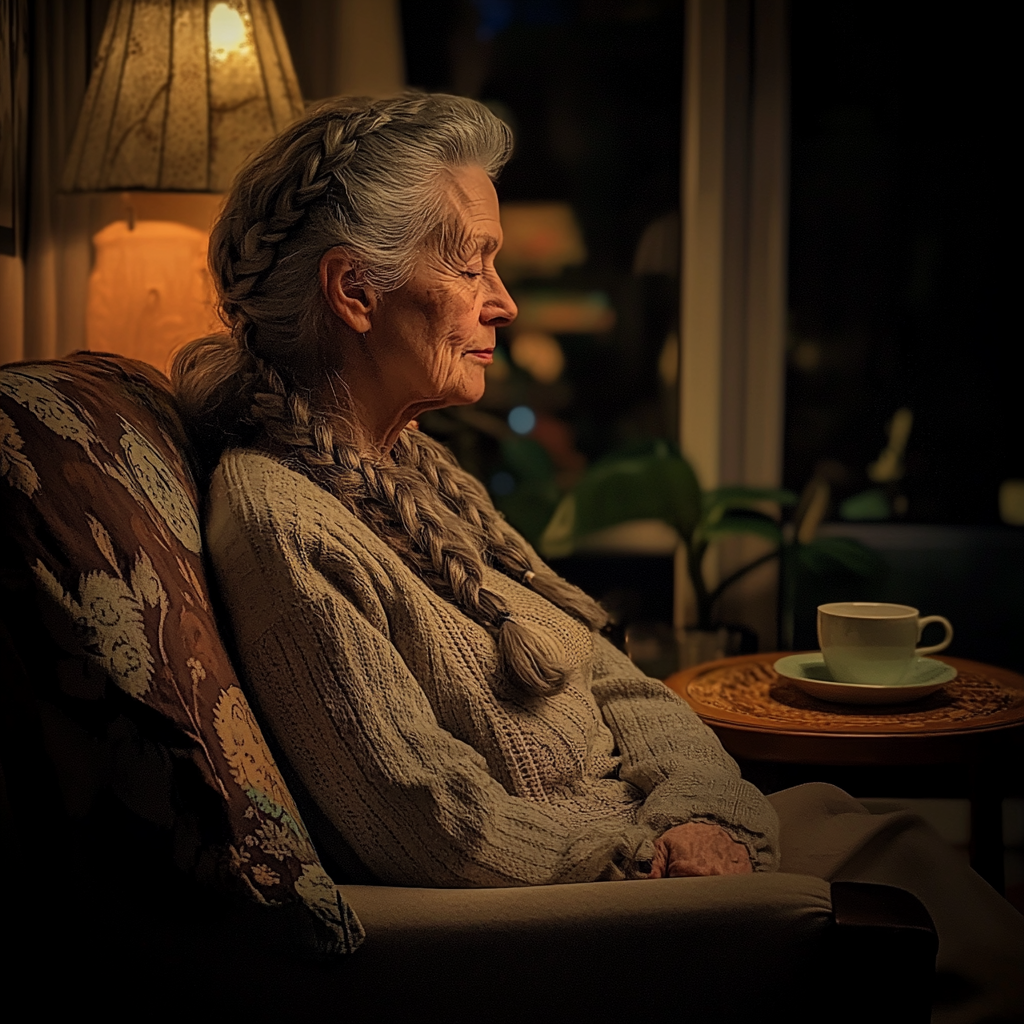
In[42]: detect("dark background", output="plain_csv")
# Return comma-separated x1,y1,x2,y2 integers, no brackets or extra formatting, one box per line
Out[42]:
785,1,1018,525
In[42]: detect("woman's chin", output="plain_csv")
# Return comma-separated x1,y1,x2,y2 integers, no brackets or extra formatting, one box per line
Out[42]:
446,376,487,408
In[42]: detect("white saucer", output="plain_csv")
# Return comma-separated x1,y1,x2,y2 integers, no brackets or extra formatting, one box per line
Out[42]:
772,654,957,705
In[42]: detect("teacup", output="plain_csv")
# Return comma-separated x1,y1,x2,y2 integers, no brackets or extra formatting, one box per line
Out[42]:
817,602,953,686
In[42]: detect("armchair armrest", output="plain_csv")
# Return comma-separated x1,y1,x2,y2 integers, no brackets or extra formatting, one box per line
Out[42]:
828,880,937,1023
312,876,932,1022
319,874,832,1020
4,845,935,1022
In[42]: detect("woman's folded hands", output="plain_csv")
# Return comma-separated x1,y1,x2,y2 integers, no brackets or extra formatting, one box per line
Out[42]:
649,822,754,878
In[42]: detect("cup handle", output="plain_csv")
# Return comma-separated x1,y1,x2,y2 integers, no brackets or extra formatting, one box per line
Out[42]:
916,615,953,656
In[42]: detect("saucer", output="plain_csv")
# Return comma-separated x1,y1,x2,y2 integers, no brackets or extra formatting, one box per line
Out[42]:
772,654,957,705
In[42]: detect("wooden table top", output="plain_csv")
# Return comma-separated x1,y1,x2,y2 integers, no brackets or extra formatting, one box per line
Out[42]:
663,654,1024,766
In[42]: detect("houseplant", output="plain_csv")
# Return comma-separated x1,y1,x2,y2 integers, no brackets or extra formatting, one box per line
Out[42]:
538,440,880,666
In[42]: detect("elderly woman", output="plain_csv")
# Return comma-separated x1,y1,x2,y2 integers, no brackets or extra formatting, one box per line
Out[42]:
176,92,772,886
174,93,1021,1014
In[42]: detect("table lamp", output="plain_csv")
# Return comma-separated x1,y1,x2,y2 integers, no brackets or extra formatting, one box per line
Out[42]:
62,0,304,371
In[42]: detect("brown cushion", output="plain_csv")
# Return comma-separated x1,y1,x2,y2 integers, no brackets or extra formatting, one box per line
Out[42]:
0,352,363,953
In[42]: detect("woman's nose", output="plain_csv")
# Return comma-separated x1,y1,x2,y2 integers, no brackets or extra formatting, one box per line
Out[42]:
482,272,517,327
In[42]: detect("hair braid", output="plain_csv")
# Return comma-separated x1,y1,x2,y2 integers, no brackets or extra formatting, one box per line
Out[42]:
351,443,572,698
174,94,608,699
400,432,608,633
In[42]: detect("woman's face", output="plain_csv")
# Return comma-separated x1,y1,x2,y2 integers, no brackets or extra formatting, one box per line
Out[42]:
365,164,518,415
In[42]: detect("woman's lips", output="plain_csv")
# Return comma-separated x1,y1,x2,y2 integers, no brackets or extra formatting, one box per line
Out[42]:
465,348,494,364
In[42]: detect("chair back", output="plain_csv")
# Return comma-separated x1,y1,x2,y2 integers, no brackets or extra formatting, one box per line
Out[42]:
0,352,362,954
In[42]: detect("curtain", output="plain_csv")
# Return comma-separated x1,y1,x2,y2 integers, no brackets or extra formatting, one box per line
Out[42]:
0,0,110,365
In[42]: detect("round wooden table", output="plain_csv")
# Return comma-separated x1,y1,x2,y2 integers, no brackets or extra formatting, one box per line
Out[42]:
663,653,1024,891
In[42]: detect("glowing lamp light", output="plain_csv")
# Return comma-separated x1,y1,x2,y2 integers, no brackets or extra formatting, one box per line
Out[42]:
62,0,303,193
209,3,250,60
60,0,303,372
497,203,587,281
510,332,565,384
508,406,537,435
86,221,222,373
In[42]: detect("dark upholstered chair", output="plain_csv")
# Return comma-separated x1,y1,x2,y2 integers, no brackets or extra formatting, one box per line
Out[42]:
0,353,937,1021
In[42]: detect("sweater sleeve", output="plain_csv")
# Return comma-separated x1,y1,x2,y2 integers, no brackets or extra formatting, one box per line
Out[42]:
206,455,667,888
590,634,780,872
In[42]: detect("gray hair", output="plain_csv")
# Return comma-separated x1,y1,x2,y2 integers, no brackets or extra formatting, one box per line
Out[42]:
213,91,513,359
174,93,607,701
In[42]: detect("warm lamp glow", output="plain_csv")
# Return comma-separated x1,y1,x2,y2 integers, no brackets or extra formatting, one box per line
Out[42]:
999,480,1024,526
86,221,222,373
496,203,587,280
62,0,302,372
209,3,250,60
512,290,616,334
62,0,303,193
510,332,566,384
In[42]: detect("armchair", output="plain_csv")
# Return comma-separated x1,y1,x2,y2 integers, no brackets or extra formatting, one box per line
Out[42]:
0,353,936,1021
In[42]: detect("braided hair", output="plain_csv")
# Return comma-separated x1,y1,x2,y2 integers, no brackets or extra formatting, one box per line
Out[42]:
173,93,607,700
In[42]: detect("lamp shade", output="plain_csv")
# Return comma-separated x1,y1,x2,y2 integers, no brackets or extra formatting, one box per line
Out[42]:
62,0,304,193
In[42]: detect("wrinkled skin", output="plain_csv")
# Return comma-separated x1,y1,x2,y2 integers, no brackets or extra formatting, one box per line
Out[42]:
649,822,754,878
319,164,517,451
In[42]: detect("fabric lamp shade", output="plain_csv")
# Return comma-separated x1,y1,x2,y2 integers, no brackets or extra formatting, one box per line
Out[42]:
62,0,304,193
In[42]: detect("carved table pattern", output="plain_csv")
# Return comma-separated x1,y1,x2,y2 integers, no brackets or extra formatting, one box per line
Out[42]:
663,654,1024,892
680,659,1024,733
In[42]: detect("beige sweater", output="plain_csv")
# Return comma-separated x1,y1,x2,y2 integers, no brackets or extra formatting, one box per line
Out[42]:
206,450,780,887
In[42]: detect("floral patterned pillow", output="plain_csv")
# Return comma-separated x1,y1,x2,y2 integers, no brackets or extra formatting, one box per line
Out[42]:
0,352,363,954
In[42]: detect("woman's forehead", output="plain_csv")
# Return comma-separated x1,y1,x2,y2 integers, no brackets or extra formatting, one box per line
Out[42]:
443,166,503,251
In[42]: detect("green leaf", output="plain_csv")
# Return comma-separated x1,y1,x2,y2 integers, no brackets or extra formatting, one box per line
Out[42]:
704,486,799,508
839,488,891,522
496,478,562,547
703,511,783,545
702,486,797,525
593,437,681,466
538,443,700,557
797,536,886,577
500,436,554,482
539,494,578,558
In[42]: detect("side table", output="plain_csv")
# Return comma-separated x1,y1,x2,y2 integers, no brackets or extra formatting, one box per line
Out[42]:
663,654,1024,892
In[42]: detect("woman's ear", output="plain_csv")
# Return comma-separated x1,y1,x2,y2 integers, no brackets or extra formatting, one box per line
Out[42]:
320,247,376,333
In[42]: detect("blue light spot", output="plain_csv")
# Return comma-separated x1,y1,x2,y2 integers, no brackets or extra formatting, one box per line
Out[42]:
508,406,536,435
491,471,516,496
473,0,513,41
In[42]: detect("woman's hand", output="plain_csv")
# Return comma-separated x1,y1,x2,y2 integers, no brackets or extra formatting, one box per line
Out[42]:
649,822,753,878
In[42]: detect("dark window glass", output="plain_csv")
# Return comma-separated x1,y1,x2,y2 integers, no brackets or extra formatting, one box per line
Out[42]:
786,1,1018,526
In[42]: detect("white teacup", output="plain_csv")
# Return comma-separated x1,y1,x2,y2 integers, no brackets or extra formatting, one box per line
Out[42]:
817,602,953,685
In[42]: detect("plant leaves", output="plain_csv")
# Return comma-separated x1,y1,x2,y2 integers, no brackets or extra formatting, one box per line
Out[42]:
797,536,886,577
703,486,798,526
500,435,554,481
838,488,891,522
704,486,798,507
703,511,783,545
496,478,562,547
538,442,700,556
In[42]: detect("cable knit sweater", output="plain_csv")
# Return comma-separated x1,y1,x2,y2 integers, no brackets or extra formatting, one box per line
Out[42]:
206,450,780,887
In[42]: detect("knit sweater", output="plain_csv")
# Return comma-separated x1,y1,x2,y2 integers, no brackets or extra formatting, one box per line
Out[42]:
206,450,780,887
